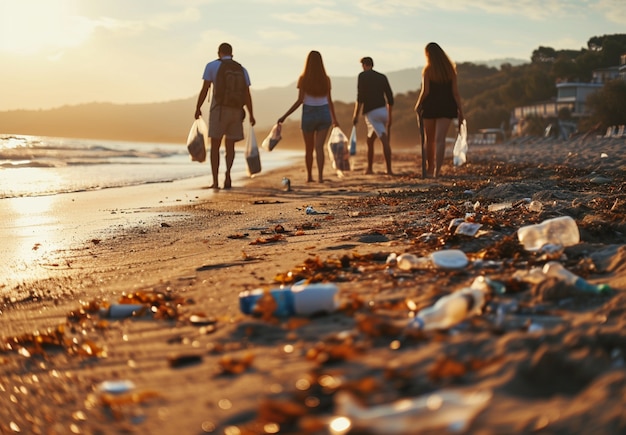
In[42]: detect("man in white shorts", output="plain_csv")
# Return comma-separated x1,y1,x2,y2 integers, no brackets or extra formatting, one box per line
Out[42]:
352,57,394,175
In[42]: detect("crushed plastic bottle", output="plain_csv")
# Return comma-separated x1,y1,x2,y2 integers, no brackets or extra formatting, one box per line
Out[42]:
408,285,488,331
330,388,492,434
542,261,611,294
517,216,579,251
239,282,338,317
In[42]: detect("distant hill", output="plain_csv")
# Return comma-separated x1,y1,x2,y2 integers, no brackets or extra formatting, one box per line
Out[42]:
0,58,527,144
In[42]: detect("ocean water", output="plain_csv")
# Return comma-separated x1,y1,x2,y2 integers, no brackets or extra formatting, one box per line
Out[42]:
0,133,301,289
0,134,298,198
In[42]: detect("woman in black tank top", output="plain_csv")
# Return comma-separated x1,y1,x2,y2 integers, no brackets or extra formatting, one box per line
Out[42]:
414,43,464,178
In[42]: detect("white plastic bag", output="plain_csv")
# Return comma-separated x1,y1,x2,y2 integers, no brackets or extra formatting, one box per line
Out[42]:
262,123,282,151
453,120,468,167
186,118,208,163
327,126,350,175
349,125,357,156
245,125,261,176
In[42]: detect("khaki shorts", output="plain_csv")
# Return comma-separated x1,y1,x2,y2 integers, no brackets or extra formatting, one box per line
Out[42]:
209,106,245,141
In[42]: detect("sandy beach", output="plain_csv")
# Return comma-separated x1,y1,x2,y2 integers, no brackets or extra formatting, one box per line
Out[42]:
1,135,626,434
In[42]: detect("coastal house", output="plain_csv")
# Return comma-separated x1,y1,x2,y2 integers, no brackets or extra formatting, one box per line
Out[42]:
510,56,625,138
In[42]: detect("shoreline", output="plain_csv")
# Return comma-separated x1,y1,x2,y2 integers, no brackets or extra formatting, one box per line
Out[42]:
1,140,626,434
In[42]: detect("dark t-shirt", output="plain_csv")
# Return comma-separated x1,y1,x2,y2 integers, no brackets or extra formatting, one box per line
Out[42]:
422,80,458,119
357,69,394,114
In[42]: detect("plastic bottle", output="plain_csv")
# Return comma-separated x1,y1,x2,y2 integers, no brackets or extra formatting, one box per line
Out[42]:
239,282,338,317
408,286,488,330
517,216,579,251
542,261,611,294
330,388,492,435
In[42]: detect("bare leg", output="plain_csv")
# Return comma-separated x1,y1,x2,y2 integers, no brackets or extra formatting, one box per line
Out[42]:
423,119,437,177
314,128,329,182
210,137,222,188
365,133,376,174
223,138,235,189
380,132,392,175
302,130,315,182
434,118,452,177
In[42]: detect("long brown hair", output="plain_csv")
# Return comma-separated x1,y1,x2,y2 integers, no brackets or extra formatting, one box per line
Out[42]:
423,42,456,83
297,50,331,97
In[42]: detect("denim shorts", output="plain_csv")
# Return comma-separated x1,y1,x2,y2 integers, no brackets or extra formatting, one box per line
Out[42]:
301,104,331,132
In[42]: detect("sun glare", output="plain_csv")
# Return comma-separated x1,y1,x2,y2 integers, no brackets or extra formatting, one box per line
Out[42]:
0,0,91,55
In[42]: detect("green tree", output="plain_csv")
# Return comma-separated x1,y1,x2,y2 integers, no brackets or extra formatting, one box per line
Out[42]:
586,79,626,128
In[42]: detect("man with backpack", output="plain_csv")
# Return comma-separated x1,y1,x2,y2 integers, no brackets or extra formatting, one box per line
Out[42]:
195,42,256,189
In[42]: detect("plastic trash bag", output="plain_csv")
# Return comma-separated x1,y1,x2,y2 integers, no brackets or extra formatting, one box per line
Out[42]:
327,126,350,175
261,123,282,151
186,118,208,163
453,119,468,167
245,125,261,176
349,125,357,156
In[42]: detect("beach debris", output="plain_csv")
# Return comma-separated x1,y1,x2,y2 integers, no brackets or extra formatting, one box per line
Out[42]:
239,282,339,318
590,175,612,184
527,200,543,212
189,313,218,326
218,352,255,374
97,380,136,395
282,176,291,191
407,277,491,331
306,206,329,215
250,234,285,245
430,249,469,269
542,261,611,294
227,232,249,239
330,388,492,434
517,215,580,252
100,303,148,319
487,202,512,212
168,353,203,368
396,253,430,270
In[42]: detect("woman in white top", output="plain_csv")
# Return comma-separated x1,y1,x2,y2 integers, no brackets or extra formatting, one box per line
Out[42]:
278,51,338,183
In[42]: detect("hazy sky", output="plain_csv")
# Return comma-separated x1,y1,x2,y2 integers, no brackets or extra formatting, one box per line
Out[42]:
0,0,624,111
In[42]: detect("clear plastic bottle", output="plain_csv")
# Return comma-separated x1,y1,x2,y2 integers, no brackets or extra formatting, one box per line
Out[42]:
239,282,338,317
408,286,488,330
542,261,611,294
330,388,492,435
517,216,580,251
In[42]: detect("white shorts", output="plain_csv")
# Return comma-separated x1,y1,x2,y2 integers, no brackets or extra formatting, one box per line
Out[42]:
365,106,388,138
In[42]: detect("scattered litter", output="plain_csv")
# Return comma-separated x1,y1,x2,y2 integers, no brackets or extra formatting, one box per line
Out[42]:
331,388,492,434
97,380,136,395
306,206,329,215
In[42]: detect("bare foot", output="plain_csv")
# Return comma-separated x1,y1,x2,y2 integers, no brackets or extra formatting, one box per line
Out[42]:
364,169,373,175
224,176,232,189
